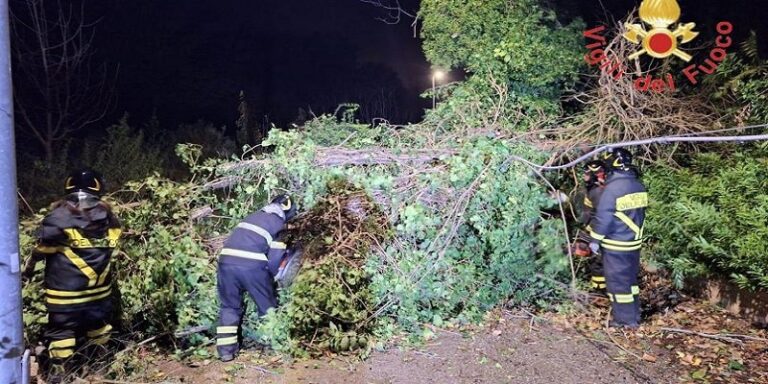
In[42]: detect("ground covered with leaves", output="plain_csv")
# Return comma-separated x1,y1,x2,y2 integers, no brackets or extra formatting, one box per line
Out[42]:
554,271,768,384
57,293,767,384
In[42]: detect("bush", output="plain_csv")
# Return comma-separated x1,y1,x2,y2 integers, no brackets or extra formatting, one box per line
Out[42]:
644,147,768,290
82,117,167,190
21,114,571,365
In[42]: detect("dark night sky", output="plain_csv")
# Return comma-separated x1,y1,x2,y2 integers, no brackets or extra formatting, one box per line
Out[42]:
85,0,427,128
14,0,768,131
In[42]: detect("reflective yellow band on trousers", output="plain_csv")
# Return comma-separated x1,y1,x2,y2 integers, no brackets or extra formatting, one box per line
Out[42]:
50,338,76,349
47,283,111,298
87,324,113,338
216,336,238,346
217,326,238,334
46,289,112,305
591,276,606,282
609,293,635,303
631,285,640,295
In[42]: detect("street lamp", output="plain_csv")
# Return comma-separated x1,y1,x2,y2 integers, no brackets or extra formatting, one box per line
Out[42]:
431,70,445,109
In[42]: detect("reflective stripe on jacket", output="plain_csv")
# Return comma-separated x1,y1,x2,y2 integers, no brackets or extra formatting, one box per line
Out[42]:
219,203,286,268
33,201,121,311
589,170,647,252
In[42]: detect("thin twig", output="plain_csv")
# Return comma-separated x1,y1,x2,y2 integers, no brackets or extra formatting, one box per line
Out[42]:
659,327,746,344
252,365,279,375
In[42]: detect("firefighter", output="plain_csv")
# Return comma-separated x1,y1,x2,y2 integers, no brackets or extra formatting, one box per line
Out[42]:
576,160,607,291
589,148,647,328
22,168,121,383
215,194,298,362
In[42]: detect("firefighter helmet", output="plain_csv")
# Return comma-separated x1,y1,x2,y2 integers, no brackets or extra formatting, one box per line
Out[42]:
64,168,105,197
601,148,633,171
271,194,297,220
583,160,606,188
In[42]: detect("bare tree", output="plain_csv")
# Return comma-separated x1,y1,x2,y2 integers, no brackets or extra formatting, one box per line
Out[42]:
359,0,418,35
11,0,116,163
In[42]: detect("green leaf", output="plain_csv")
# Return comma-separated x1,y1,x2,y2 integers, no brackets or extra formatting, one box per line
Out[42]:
691,368,708,380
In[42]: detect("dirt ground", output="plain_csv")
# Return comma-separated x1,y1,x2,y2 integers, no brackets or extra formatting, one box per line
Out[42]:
144,313,681,384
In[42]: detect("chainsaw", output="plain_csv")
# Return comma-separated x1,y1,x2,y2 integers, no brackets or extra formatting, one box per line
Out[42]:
275,243,304,289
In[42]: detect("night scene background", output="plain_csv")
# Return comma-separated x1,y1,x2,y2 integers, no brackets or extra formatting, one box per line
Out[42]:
13,2,768,380
9,0,768,205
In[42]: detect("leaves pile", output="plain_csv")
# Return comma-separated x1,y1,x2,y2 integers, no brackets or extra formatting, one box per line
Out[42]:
257,181,389,357
554,269,768,383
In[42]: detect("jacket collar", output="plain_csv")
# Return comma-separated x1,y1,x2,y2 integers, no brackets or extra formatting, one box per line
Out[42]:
607,169,638,182
262,203,285,220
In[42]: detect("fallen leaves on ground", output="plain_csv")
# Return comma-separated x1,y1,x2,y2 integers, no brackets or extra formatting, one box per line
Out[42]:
546,270,768,383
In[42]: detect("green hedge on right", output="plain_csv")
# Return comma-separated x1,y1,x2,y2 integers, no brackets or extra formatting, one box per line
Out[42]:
644,147,768,291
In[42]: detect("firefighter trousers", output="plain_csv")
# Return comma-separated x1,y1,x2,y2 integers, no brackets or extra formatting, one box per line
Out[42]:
216,262,277,357
590,252,606,290
577,230,606,289
602,248,641,326
45,306,113,369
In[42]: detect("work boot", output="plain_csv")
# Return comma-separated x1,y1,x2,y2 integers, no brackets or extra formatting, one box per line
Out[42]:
608,320,639,329
46,363,66,384
219,353,235,362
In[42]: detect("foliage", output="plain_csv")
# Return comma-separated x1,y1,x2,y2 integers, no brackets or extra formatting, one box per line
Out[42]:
258,184,386,357
644,146,768,290
82,117,166,190
419,0,585,124
16,143,73,211
22,113,570,367
211,114,570,355
16,115,241,211
705,31,768,125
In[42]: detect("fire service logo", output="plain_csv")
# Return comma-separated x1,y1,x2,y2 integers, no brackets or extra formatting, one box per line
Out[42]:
583,0,733,93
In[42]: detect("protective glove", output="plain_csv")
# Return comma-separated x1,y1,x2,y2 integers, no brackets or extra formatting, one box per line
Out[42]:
589,242,601,255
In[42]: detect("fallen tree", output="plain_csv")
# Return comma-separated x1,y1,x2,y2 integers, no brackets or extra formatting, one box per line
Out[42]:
20,114,572,370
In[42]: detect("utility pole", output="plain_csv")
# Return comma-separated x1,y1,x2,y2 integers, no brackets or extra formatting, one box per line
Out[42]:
0,0,24,381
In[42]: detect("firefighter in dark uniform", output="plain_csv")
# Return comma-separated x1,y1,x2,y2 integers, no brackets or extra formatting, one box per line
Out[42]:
576,160,607,290
589,148,647,328
23,168,122,382
216,194,297,362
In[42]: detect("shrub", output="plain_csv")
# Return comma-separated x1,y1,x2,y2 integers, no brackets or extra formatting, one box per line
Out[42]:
21,114,571,363
644,147,768,290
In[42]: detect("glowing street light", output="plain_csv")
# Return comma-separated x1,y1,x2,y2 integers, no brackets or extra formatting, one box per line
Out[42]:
432,70,445,109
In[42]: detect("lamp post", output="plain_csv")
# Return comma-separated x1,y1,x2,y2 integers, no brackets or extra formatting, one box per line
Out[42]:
431,70,445,109
0,0,24,382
